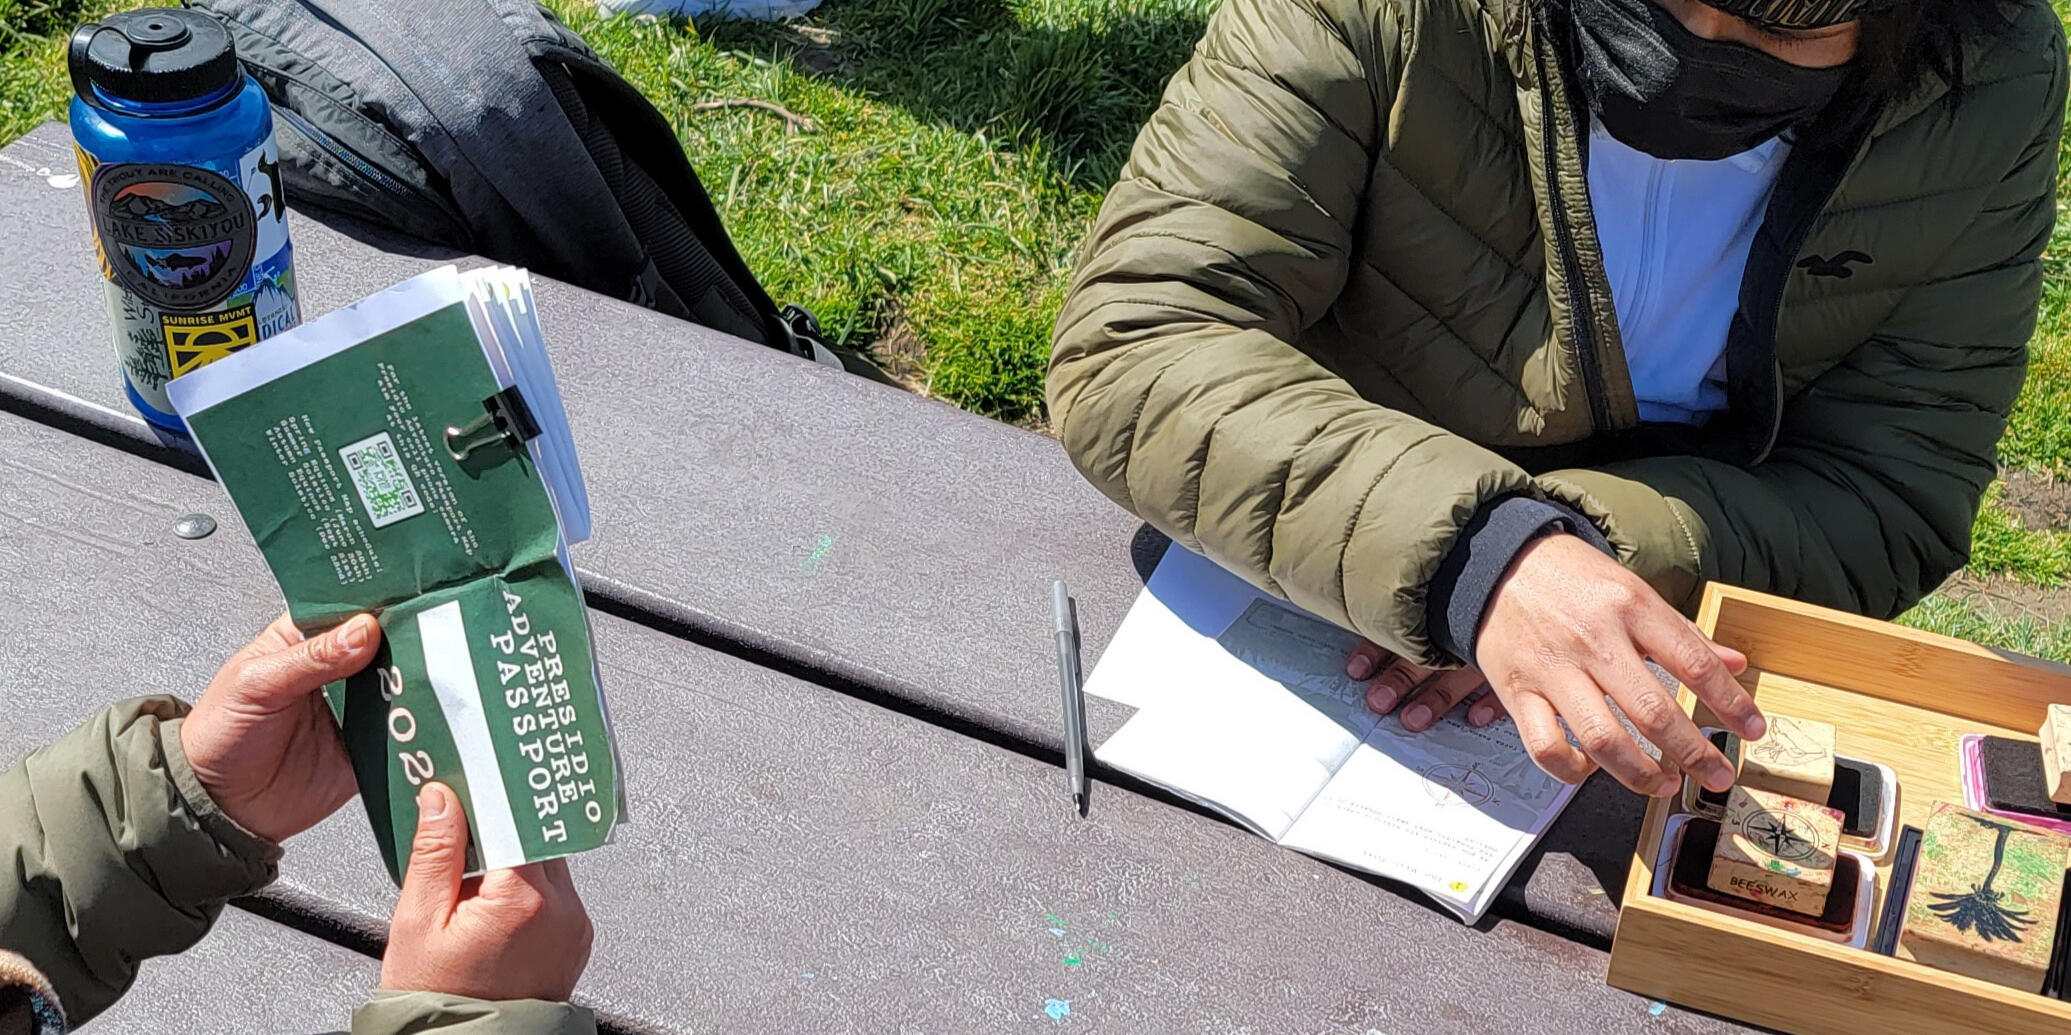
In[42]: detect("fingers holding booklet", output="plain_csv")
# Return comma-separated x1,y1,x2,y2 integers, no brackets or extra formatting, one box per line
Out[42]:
180,615,594,1015
165,265,623,885
381,782,594,1004
182,612,380,845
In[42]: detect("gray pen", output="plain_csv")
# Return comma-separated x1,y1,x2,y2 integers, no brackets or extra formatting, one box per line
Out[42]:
1052,579,1090,816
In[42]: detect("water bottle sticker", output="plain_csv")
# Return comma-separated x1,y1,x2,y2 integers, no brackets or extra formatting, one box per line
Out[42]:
108,290,171,399
84,135,296,416
73,144,110,280
89,161,257,311
238,139,290,265
162,303,258,378
252,258,300,338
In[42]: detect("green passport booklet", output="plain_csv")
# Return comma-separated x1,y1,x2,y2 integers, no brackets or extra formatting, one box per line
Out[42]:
167,265,622,884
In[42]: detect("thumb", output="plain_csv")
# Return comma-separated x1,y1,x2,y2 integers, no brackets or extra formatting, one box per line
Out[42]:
396,783,468,924
237,614,381,706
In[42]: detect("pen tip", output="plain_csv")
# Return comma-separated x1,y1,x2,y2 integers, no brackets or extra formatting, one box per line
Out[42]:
1074,793,1087,818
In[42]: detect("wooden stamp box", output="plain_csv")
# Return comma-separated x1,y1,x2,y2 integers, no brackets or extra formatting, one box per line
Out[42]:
1607,584,2071,1035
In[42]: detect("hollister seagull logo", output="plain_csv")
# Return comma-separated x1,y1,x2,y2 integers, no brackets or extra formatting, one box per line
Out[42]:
1797,251,1874,279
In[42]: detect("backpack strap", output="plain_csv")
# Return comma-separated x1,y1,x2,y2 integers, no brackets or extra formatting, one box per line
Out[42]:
535,57,780,346
516,6,831,358
293,0,711,334
193,0,863,369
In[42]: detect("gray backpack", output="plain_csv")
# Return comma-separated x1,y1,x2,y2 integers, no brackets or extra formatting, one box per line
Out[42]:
185,0,881,377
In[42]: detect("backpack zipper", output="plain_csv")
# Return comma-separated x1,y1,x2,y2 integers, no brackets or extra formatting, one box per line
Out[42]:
1532,15,1613,433
271,105,429,206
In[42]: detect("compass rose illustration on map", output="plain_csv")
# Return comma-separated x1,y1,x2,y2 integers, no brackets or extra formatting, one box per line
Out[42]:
1740,807,1819,862
1421,763,1498,807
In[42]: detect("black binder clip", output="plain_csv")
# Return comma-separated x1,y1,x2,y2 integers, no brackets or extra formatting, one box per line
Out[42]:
445,386,541,462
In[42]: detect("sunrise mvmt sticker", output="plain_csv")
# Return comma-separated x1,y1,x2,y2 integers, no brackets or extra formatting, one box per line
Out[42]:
160,304,257,377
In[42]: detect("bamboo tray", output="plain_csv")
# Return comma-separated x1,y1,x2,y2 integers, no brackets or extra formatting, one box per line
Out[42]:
1607,584,2071,1035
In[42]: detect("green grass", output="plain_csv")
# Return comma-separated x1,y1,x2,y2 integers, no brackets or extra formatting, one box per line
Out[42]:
8,0,2071,654
1898,0,2071,652
1964,483,2071,586
542,0,1210,419
0,0,1207,420
1899,593,2071,662
1994,0,2071,477
0,1,125,141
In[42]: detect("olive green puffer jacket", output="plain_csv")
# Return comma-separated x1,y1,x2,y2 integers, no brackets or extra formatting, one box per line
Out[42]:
1049,0,2069,665
0,698,594,1035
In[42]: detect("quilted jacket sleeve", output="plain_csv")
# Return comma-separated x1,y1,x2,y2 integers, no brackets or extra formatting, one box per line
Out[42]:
0,697,281,1026
1048,0,1538,664
1539,33,2067,618
352,991,597,1034
0,700,595,1035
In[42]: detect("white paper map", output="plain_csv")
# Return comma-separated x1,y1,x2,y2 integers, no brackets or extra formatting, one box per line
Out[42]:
1085,545,1578,921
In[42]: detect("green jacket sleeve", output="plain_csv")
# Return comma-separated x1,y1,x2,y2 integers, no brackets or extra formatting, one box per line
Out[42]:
1539,46,2068,618
0,701,595,1035
0,697,280,1026
352,991,596,1034
1048,0,1537,664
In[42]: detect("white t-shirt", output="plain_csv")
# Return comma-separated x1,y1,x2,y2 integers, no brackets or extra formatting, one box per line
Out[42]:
1586,118,1791,425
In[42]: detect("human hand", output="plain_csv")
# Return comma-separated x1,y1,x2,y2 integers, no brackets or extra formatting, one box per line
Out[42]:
180,612,380,844
381,782,594,1003
1347,645,1508,731
1476,534,1762,796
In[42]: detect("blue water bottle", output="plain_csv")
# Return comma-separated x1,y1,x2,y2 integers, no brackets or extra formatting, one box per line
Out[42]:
69,8,298,434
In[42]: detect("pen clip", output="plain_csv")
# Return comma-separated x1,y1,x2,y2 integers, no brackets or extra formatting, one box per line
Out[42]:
1067,597,1084,672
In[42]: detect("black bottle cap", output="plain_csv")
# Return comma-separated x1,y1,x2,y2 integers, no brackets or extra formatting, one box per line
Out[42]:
69,9,239,109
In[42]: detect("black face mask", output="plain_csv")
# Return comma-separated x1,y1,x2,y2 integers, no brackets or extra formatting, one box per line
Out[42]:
1570,0,1851,161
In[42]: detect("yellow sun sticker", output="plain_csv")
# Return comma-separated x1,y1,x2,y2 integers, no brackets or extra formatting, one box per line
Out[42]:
161,304,257,378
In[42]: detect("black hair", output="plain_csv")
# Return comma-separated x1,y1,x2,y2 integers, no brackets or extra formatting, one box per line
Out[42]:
1794,0,2029,143
1849,0,2025,108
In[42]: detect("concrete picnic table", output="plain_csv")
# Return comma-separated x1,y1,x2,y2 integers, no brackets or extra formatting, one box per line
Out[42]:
0,122,1755,1033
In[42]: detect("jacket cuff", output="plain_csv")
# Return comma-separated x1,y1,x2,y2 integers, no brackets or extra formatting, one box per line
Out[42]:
159,715,284,881
352,991,597,1035
1426,496,1615,665
0,950,66,1035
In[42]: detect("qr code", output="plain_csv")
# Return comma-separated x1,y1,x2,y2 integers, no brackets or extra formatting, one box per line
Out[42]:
339,431,426,528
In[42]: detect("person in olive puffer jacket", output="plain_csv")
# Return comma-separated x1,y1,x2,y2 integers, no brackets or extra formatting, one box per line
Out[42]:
0,615,595,1034
1050,0,2066,796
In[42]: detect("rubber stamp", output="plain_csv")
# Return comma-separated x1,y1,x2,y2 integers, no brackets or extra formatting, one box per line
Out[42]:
1672,818,1860,936
1708,785,1843,917
1737,714,1837,806
1900,802,2071,993
2042,704,2071,807
1700,730,1882,838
